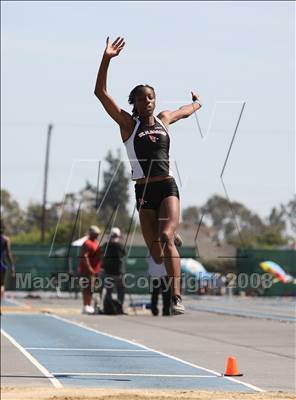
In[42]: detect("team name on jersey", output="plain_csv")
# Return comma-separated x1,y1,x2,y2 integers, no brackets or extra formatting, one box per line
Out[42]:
138,127,167,138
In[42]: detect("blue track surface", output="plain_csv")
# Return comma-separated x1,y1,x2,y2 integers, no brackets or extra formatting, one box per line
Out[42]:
1,313,257,391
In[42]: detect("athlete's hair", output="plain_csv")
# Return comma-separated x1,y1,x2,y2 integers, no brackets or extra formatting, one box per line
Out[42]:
128,84,155,117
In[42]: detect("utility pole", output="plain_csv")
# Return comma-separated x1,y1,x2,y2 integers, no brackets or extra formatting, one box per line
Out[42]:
40,124,53,243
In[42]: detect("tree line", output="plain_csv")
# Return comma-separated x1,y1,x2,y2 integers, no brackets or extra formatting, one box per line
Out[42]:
182,196,295,249
1,149,295,249
1,150,130,245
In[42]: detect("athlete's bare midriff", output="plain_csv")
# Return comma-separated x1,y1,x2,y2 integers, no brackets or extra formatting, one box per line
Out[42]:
135,175,172,185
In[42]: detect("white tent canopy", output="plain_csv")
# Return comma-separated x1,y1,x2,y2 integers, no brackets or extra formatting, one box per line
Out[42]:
71,235,88,247
181,258,207,275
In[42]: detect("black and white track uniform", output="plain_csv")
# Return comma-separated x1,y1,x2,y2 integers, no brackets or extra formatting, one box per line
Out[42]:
123,116,173,180
123,116,179,211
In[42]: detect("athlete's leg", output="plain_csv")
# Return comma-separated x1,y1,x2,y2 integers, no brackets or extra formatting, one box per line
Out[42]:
161,276,171,315
83,287,92,306
1,271,6,304
0,285,4,303
139,208,163,264
151,278,160,316
115,275,125,305
82,276,93,306
158,196,181,297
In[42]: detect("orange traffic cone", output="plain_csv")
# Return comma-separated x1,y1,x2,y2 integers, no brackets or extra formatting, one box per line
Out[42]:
223,356,243,376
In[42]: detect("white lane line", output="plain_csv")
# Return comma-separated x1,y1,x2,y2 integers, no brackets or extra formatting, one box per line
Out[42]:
49,314,265,392
25,347,150,352
1,329,63,388
52,372,216,378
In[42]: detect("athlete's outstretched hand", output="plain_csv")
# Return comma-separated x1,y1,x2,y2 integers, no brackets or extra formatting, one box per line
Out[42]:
191,91,200,102
104,36,125,59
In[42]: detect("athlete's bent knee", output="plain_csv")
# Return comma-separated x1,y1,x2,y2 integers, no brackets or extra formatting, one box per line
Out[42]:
160,231,174,246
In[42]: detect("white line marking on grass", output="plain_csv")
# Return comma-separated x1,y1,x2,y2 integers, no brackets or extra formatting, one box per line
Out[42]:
25,347,150,352
53,372,216,378
1,329,63,388
49,314,265,392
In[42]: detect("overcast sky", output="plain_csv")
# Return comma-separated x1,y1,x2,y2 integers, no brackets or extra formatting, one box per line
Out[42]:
1,1,295,220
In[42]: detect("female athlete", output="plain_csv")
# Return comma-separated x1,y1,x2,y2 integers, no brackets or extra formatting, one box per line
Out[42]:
94,37,202,314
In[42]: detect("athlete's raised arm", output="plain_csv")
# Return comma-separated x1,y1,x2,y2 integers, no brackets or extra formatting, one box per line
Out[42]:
157,91,202,127
94,37,134,134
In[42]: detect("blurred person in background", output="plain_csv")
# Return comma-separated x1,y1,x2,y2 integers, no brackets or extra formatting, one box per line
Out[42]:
79,225,102,314
102,227,126,313
0,221,15,305
147,253,171,316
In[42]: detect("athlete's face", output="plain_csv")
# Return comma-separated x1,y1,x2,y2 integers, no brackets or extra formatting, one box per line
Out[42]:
134,87,156,117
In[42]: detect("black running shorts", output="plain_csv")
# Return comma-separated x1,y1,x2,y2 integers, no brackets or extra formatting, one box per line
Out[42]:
135,177,179,211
